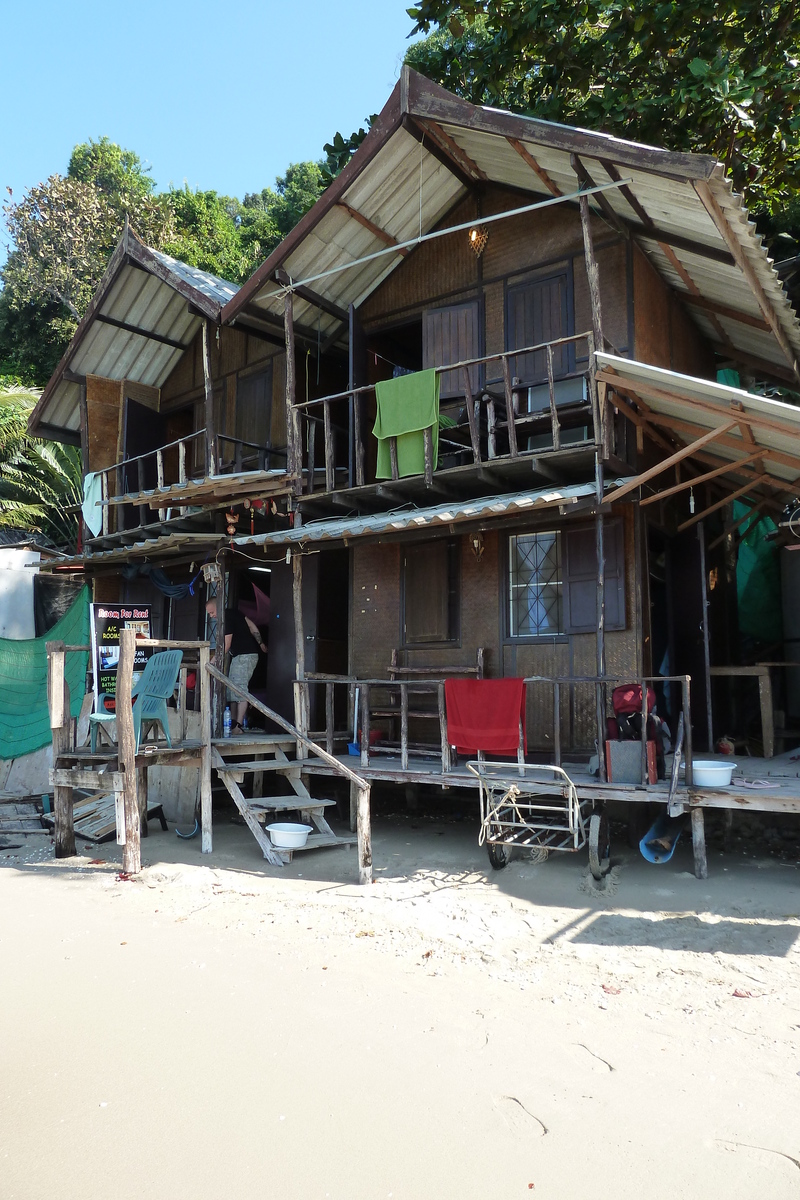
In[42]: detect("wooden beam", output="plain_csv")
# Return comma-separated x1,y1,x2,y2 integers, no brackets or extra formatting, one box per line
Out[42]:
274,268,349,324
118,627,141,875
595,369,800,446
605,388,676,454
201,320,217,476
694,180,800,381
639,449,764,505
336,202,410,255
572,155,628,239
413,116,488,183
95,312,190,350
677,474,769,532
506,137,562,196
708,497,772,551
682,293,769,331
608,421,737,503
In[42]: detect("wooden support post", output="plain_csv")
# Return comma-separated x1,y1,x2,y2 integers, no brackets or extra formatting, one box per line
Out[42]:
698,522,714,752
137,766,148,837
691,807,708,879
576,176,604,351
48,640,75,858
201,320,217,477
199,645,212,853
284,290,299,485
323,400,335,492
353,391,365,487
349,779,358,834
101,470,110,536
360,684,370,768
463,367,481,464
117,628,141,874
546,345,560,450
389,436,399,481
178,666,188,742
356,783,372,885
325,682,334,755
423,426,434,485
682,676,694,785
438,682,451,773
502,357,518,458
400,682,409,771
292,551,308,759
209,558,225,739
553,681,561,766
758,670,774,759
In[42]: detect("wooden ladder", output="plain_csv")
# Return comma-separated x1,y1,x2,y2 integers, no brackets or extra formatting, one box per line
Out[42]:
212,740,356,865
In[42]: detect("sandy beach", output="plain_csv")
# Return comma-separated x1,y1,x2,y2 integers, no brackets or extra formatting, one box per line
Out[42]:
1,809,799,1200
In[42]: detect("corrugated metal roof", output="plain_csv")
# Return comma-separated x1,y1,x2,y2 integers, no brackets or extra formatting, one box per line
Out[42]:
225,67,800,382
595,352,800,493
29,229,240,441
234,483,596,549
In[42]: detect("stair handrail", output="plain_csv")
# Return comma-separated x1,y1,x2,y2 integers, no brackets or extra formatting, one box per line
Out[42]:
204,661,373,883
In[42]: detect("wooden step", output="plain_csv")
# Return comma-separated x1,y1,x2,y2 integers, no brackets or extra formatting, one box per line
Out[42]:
215,760,300,774
213,735,295,751
249,797,336,814
292,832,356,852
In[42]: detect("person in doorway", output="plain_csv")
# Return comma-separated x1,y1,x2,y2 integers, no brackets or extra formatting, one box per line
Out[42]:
205,598,267,731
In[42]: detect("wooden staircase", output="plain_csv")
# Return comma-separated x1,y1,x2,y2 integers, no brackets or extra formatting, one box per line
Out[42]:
212,734,356,866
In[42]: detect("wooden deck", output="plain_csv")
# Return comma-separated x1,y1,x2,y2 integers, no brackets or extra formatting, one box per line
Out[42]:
301,750,800,815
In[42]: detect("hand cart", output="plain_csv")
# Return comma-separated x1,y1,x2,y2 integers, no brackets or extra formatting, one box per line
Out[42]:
468,761,611,879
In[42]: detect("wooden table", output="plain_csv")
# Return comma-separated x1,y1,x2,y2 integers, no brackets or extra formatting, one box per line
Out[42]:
709,665,773,758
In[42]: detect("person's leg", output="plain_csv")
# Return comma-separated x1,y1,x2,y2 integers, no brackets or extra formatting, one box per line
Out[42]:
235,699,248,725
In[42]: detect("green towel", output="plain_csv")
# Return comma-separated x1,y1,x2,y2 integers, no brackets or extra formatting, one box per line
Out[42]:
374,369,440,479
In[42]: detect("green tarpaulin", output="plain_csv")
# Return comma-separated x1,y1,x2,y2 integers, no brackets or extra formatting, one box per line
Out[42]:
734,501,782,645
374,369,440,479
0,586,90,760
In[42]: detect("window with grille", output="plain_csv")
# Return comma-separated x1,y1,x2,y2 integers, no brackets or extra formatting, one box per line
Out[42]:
508,531,563,637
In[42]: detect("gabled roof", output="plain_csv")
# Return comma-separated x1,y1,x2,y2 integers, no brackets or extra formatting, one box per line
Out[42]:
28,226,240,443
223,67,800,384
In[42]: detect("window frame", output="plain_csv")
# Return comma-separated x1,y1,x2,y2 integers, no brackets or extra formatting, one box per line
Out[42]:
506,529,566,642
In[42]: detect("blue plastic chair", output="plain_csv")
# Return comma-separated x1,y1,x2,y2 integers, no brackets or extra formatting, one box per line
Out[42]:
89,649,183,753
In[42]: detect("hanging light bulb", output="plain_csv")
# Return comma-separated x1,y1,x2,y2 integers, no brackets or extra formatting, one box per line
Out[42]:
689,487,695,514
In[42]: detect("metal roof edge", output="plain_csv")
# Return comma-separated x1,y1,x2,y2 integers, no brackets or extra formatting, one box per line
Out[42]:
403,66,720,183
234,483,597,549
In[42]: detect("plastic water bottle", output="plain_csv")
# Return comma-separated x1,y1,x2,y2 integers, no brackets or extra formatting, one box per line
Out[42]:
223,706,232,738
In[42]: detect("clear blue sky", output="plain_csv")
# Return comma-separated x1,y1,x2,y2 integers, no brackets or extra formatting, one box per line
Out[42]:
1,0,421,260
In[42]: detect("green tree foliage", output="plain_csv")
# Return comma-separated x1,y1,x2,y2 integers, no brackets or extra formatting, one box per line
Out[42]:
321,119,377,185
406,1,800,211
1,140,326,387
0,388,81,550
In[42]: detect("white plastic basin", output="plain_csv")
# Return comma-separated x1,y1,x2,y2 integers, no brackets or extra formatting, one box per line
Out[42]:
691,760,737,788
266,822,312,849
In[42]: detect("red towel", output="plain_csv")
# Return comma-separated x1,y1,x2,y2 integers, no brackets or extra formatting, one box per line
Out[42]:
444,678,527,756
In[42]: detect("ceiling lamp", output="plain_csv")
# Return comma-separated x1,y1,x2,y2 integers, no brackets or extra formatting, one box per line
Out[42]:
468,224,489,257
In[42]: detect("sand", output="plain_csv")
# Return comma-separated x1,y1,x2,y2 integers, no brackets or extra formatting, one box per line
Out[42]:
0,811,799,1199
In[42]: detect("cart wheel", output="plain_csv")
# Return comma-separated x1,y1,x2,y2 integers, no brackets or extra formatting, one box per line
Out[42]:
487,840,511,871
588,810,611,880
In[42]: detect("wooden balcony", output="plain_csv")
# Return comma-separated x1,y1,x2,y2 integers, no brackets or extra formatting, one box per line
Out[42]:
292,332,609,515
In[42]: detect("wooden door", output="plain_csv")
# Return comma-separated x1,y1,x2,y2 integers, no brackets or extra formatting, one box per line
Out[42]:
423,301,481,398
506,271,571,383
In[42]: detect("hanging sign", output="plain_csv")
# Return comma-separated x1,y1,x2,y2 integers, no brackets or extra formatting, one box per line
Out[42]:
90,604,152,713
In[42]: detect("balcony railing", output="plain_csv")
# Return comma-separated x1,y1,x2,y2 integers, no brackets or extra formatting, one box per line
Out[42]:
292,330,603,495
89,429,289,536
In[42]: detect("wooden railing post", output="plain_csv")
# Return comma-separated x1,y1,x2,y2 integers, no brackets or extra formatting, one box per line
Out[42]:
117,627,141,874
640,676,649,785
400,682,409,771
199,645,212,853
306,416,316,493
323,400,335,492
47,640,75,858
325,682,334,755
360,683,370,767
156,448,166,520
546,344,561,450
486,395,497,458
682,675,693,786
462,366,481,464
553,680,561,766
423,427,434,485
438,682,451,773
353,390,366,487
502,356,518,458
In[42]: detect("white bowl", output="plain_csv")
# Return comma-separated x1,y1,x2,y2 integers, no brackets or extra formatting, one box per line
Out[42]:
691,760,737,788
266,822,312,849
